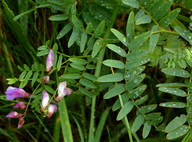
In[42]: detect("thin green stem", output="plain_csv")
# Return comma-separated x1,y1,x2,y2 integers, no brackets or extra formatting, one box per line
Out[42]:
23,83,41,117
88,7,119,142
118,95,133,142
153,29,179,35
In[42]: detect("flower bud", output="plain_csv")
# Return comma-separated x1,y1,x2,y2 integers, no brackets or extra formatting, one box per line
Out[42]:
42,76,50,84
18,117,25,128
13,102,26,110
5,86,30,100
46,49,54,72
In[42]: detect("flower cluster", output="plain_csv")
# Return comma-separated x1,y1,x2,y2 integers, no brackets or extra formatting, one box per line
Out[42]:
5,87,29,128
5,49,72,128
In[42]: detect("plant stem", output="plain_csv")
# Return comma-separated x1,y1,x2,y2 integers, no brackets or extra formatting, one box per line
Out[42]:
88,7,119,142
118,95,133,142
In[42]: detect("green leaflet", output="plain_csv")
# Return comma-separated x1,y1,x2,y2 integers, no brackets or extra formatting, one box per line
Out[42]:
128,31,152,51
79,87,93,97
165,114,187,133
70,63,85,71
128,85,147,99
125,74,146,91
174,26,192,45
135,9,151,25
131,114,144,133
139,104,157,114
71,15,84,29
85,23,94,34
106,44,127,57
150,25,159,53
57,23,73,39
166,125,189,140
44,85,55,94
159,8,180,28
150,117,163,125
97,73,124,83
148,0,172,20
92,39,104,58
80,78,96,89
104,84,125,99
19,70,33,88
122,0,139,8
80,32,88,53
134,95,148,106
161,68,190,78
68,28,80,48
116,101,134,121
102,59,125,69
127,49,149,60
57,55,63,71
126,58,150,70
159,87,187,97
160,102,186,108
60,73,81,79
145,113,161,121
69,58,88,65
37,49,49,56
124,66,145,80
156,83,187,88
32,71,39,86
142,122,151,139
111,28,127,46
49,14,68,21
126,11,135,41
82,73,97,82
94,21,105,38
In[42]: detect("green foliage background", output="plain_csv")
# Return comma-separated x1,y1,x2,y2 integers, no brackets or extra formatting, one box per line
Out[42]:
0,0,192,141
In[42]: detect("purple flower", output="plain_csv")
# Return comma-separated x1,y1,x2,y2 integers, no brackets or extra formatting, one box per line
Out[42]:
18,117,25,128
46,49,54,72
5,86,30,100
13,102,26,110
41,90,50,111
42,76,50,84
47,104,57,118
55,82,72,102
6,111,23,118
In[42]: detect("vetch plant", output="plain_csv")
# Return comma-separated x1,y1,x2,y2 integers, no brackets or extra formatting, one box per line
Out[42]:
1,0,192,141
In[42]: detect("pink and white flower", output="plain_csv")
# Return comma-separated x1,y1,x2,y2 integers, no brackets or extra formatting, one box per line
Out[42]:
5,86,30,100
41,90,50,111
55,82,72,102
46,49,54,72
13,102,26,110
42,76,50,84
6,111,23,118
18,117,25,128
47,104,57,118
